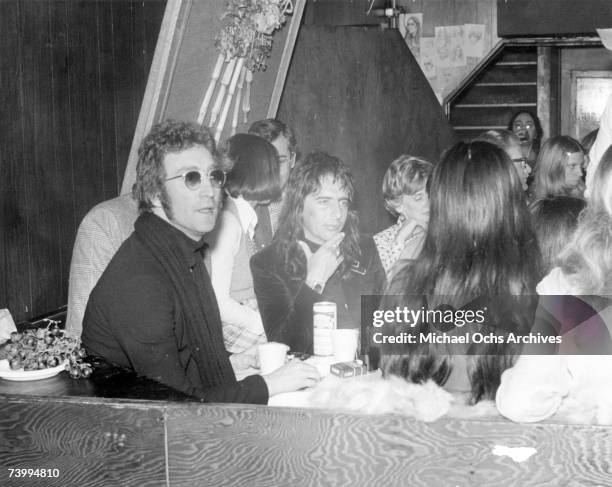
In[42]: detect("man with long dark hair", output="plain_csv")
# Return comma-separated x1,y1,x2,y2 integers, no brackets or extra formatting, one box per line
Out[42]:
82,120,319,403
251,151,385,354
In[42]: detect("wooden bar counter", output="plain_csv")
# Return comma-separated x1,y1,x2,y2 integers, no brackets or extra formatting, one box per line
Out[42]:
1,366,611,487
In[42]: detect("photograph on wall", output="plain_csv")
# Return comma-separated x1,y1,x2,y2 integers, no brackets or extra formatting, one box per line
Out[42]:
572,71,612,140
464,24,485,59
436,66,455,97
399,13,423,60
419,37,437,79
434,25,465,68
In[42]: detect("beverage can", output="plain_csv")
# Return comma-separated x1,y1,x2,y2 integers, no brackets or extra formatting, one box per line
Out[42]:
313,301,337,356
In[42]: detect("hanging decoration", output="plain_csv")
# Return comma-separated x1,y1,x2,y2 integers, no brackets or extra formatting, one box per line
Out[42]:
197,0,294,141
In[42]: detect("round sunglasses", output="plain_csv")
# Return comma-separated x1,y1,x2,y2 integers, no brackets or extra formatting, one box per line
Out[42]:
165,169,226,190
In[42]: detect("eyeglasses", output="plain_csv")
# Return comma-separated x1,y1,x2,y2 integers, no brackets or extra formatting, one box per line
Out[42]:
513,122,534,131
165,169,226,190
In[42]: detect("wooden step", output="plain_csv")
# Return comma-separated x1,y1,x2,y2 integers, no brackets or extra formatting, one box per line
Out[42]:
455,128,492,140
454,103,537,108
476,64,537,84
451,106,520,127
475,82,537,86
455,84,536,105
495,47,537,64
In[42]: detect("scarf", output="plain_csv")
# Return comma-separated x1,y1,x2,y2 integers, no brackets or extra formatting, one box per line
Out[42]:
134,212,235,389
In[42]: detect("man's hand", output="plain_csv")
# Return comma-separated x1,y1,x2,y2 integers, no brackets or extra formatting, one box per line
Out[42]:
262,361,321,397
300,232,345,291
393,219,425,247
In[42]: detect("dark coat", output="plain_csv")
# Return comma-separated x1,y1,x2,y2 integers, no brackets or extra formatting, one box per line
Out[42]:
83,216,267,404
251,235,386,354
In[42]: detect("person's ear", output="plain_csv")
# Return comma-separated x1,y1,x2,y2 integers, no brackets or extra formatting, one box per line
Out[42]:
386,197,402,214
151,193,162,209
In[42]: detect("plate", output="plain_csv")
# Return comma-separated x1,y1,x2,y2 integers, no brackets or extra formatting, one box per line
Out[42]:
0,359,66,381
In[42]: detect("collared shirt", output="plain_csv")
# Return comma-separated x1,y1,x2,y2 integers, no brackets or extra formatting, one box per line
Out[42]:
210,197,265,353
232,195,258,241
269,198,283,234
374,216,425,279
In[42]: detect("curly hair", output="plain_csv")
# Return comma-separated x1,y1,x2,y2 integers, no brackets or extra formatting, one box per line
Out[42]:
559,145,612,294
274,151,361,279
248,118,298,157
132,120,219,215
532,136,584,199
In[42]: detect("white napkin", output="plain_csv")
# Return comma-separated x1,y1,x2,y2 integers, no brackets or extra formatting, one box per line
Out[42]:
0,309,17,343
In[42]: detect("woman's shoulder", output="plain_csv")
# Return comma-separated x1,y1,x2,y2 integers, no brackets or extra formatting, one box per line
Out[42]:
536,267,577,295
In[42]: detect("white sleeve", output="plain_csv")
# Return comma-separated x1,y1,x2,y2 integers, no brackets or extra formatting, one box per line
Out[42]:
209,211,263,333
586,93,612,199
495,355,571,423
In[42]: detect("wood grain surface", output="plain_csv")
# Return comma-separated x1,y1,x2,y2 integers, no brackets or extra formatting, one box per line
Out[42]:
166,403,612,487
1,393,611,487
0,0,165,323
0,398,167,487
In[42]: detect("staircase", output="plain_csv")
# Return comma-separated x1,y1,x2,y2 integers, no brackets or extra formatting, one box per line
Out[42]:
447,45,538,141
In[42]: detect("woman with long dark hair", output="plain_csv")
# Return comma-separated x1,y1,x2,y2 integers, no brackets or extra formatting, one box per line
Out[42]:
508,110,542,169
209,133,282,354
529,196,586,274
475,129,532,192
379,141,542,404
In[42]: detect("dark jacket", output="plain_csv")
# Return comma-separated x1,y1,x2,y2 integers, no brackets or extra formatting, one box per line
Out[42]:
251,235,385,354
83,217,267,404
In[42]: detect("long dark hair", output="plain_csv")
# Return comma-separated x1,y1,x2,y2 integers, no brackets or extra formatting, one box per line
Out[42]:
223,133,282,202
529,196,586,273
381,141,542,403
508,110,542,145
274,151,361,279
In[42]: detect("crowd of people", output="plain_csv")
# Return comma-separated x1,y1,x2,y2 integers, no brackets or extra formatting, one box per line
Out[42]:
64,93,612,422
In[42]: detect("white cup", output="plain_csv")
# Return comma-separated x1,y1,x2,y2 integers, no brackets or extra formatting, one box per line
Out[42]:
258,342,289,374
332,328,359,363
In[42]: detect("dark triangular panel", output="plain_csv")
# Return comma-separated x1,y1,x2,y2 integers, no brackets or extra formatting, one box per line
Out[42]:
278,26,456,233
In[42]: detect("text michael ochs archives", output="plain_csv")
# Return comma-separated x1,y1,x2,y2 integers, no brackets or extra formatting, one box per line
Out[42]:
368,306,562,346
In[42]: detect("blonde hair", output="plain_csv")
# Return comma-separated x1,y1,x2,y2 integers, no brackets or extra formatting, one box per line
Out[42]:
382,155,433,217
559,145,612,293
532,136,584,199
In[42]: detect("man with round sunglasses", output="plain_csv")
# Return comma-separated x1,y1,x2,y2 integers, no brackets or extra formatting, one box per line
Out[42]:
82,120,319,403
